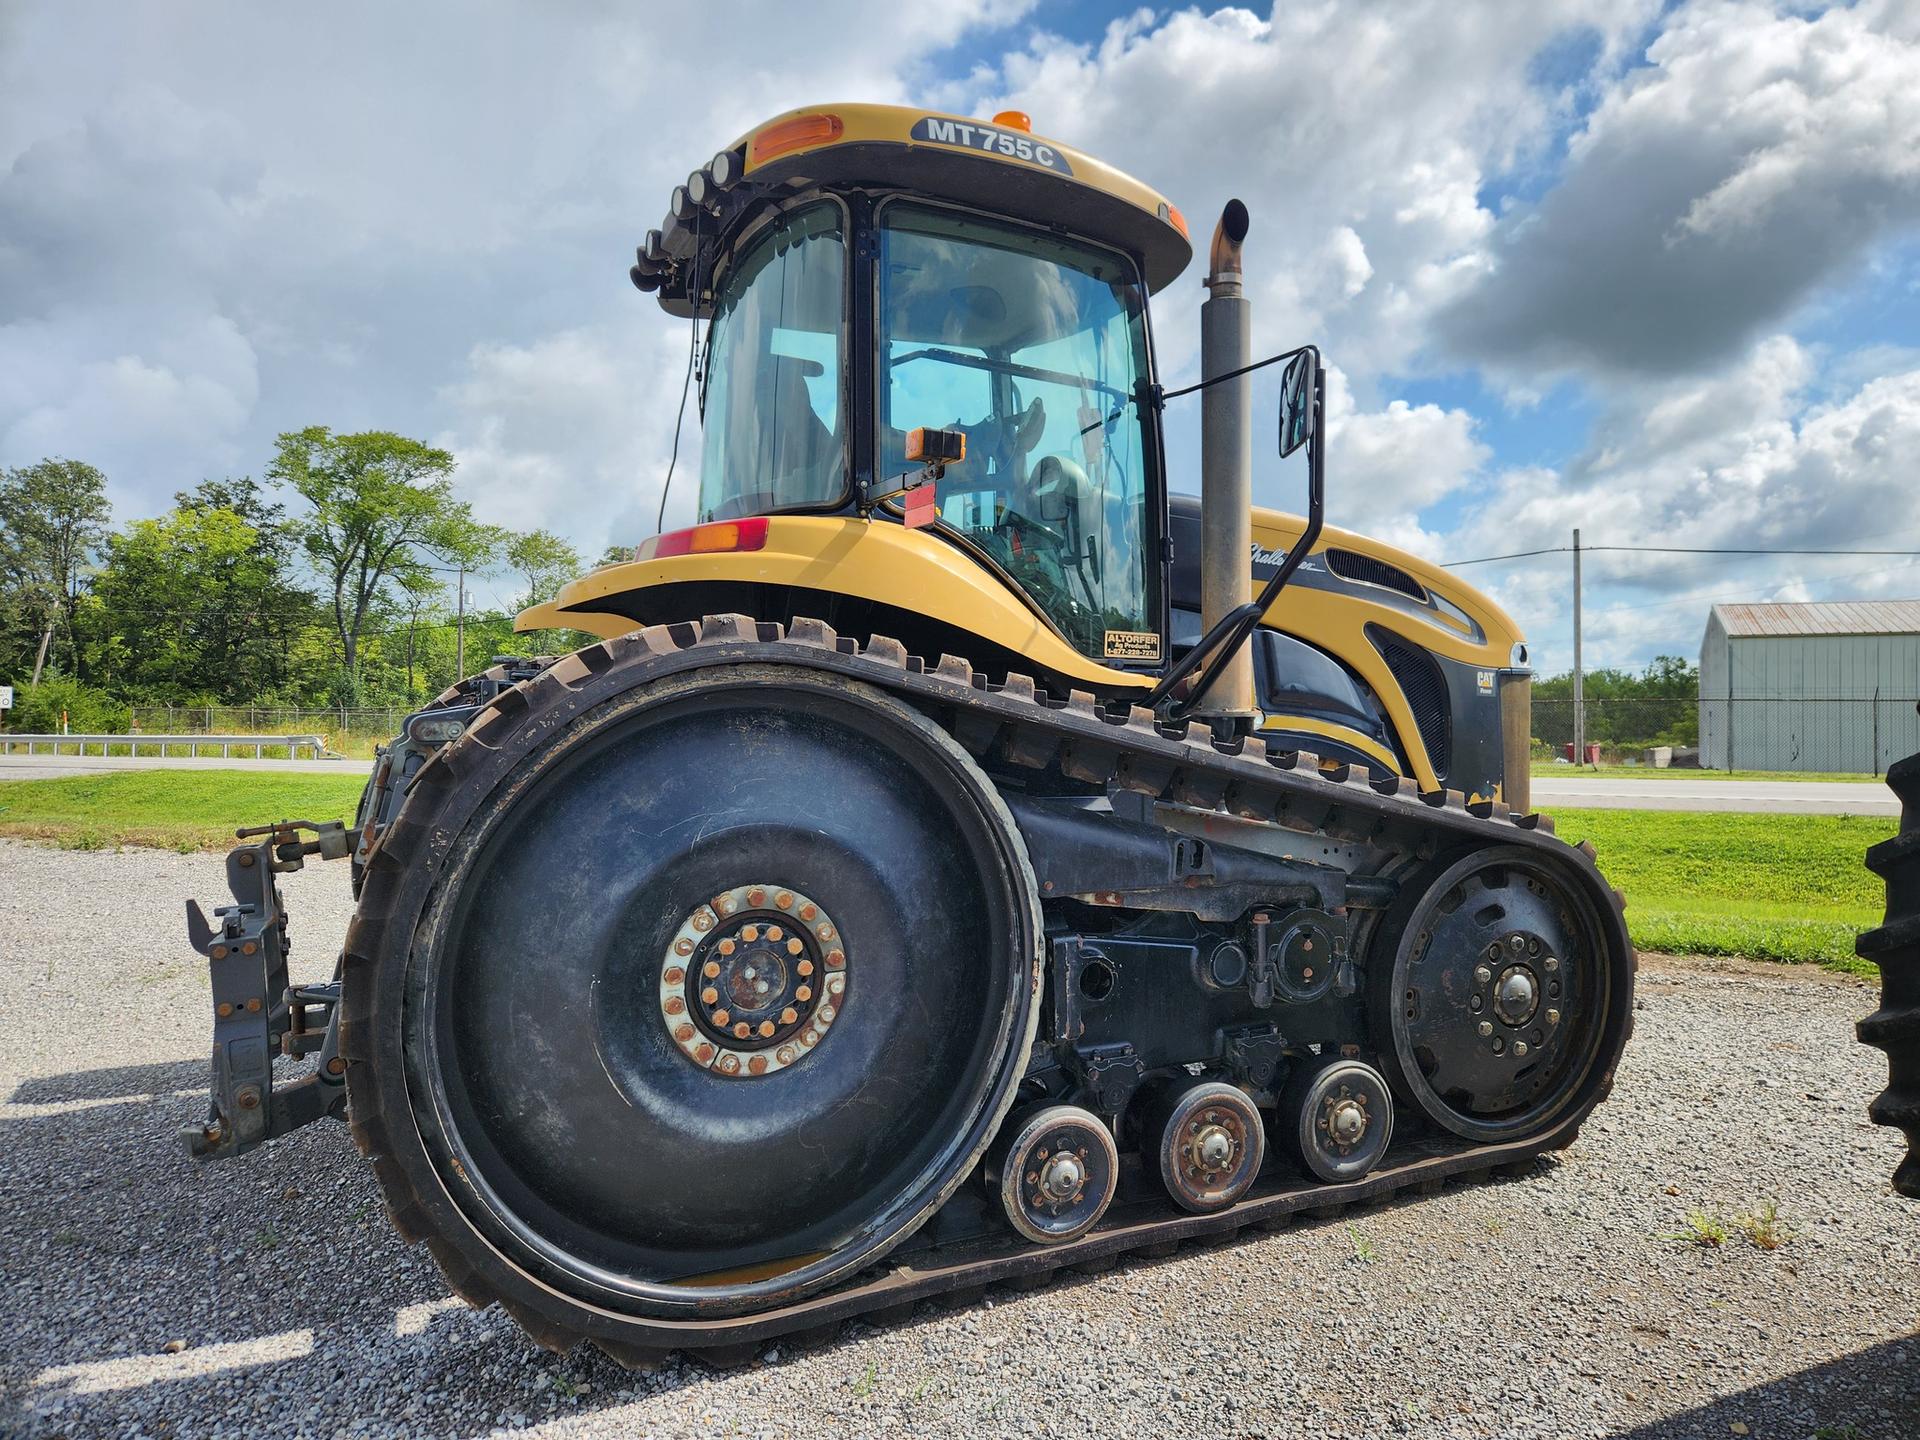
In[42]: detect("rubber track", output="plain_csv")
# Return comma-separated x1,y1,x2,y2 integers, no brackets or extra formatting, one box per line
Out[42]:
339,614,1636,1367
1858,747,1920,1198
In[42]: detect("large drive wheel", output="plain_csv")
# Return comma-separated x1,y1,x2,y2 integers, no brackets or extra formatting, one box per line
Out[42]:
1369,845,1632,1145
343,657,1042,1351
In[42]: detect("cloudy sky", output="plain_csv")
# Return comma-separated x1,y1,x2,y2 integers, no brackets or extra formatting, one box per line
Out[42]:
4,0,1918,674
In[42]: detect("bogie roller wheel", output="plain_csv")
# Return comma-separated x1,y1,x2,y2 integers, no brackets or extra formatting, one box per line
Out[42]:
986,1104,1119,1243
1370,844,1633,1144
1282,1056,1393,1183
343,658,1043,1352
1143,1079,1265,1213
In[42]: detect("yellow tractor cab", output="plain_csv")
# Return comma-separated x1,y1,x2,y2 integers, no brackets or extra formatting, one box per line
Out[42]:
527,102,1532,807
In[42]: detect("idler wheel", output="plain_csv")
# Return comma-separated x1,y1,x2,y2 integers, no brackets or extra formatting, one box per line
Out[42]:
987,1105,1118,1244
1369,846,1626,1143
1145,1079,1265,1213
1283,1057,1393,1183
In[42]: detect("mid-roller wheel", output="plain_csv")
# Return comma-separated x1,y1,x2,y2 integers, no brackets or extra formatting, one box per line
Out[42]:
987,1104,1119,1243
1282,1056,1393,1182
1145,1079,1265,1213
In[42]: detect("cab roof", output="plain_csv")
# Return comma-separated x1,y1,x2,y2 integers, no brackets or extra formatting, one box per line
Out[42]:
631,102,1194,313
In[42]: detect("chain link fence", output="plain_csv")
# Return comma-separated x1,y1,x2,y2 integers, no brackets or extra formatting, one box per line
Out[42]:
1536,695,1920,773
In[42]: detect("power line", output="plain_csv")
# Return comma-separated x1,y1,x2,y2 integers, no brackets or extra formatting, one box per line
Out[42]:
1448,543,1920,566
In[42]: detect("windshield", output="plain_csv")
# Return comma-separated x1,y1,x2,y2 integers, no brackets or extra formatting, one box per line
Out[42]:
879,204,1159,664
697,202,846,522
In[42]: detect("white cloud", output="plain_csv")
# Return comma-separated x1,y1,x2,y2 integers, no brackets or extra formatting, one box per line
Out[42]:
1439,338,1920,670
433,322,696,553
0,0,1042,532
963,1,1659,388
1438,0,1920,379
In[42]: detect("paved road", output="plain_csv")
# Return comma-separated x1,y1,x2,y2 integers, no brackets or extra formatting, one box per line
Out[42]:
0,753,371,782
1533,773,1897,816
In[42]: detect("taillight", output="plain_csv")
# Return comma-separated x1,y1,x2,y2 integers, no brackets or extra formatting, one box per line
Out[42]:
636,517,771,561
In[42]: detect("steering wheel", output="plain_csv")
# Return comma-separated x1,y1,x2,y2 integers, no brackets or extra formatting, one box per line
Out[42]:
961,394,1046,483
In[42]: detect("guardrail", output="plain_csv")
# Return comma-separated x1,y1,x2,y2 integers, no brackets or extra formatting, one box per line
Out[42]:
0,733,334,760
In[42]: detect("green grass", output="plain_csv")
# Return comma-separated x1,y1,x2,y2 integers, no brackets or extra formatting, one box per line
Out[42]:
0,770,369,852
1531,763,1881,783
1553,808,1892,975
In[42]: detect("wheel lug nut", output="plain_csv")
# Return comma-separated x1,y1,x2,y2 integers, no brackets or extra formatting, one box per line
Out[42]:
1544,956,1559,972
1477,1020,1493,1037
1513,1040,1530,1058
1508,934,1526,954
1546,1008,1560,1025
1474,966,1492,985
1469,995,1483,1012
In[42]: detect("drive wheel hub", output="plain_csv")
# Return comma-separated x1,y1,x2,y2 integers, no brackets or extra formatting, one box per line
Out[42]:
1493,964,1539,1027
661,885,845,1078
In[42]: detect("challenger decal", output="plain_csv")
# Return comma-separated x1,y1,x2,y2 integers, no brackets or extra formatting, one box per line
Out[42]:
910,117,1073,175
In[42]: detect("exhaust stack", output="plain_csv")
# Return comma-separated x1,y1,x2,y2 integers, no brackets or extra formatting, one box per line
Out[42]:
1197,199,1255,721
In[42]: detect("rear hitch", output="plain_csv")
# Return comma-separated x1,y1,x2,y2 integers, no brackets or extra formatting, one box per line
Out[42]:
181,819,356,1161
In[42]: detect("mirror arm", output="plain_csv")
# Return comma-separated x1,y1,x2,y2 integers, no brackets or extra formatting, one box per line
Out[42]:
1147,365,1326,722
1159,343,1309,404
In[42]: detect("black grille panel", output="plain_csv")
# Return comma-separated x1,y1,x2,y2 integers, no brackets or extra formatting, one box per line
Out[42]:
1327,549,1426,601
1369,624,1451,780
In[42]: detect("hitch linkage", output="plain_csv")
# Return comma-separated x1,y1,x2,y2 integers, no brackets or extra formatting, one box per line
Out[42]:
181,819,356,1160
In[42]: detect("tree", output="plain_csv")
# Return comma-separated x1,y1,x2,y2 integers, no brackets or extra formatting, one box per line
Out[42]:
269,428,494,683
507,529,584,613
87,484,315,702
0,459,111,686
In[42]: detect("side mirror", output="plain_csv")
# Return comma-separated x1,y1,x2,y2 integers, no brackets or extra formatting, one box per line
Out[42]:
1278,347,1319,458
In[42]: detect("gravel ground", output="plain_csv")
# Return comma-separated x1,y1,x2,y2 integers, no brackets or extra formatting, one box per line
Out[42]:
1,837,1914,1440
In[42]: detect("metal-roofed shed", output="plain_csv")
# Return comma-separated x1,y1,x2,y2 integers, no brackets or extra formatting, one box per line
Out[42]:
1700,600,1920,772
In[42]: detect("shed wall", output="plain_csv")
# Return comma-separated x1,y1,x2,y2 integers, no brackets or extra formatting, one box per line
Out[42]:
1705,631,1920,771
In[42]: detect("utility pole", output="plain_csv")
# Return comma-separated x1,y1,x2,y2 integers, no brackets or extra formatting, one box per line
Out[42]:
1572,528,1584,767
455,564,467,679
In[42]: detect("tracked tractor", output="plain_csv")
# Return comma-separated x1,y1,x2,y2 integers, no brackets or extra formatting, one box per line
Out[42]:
183,104,1635,1364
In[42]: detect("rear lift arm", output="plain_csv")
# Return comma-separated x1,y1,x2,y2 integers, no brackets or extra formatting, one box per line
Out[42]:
182,820,357,1159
